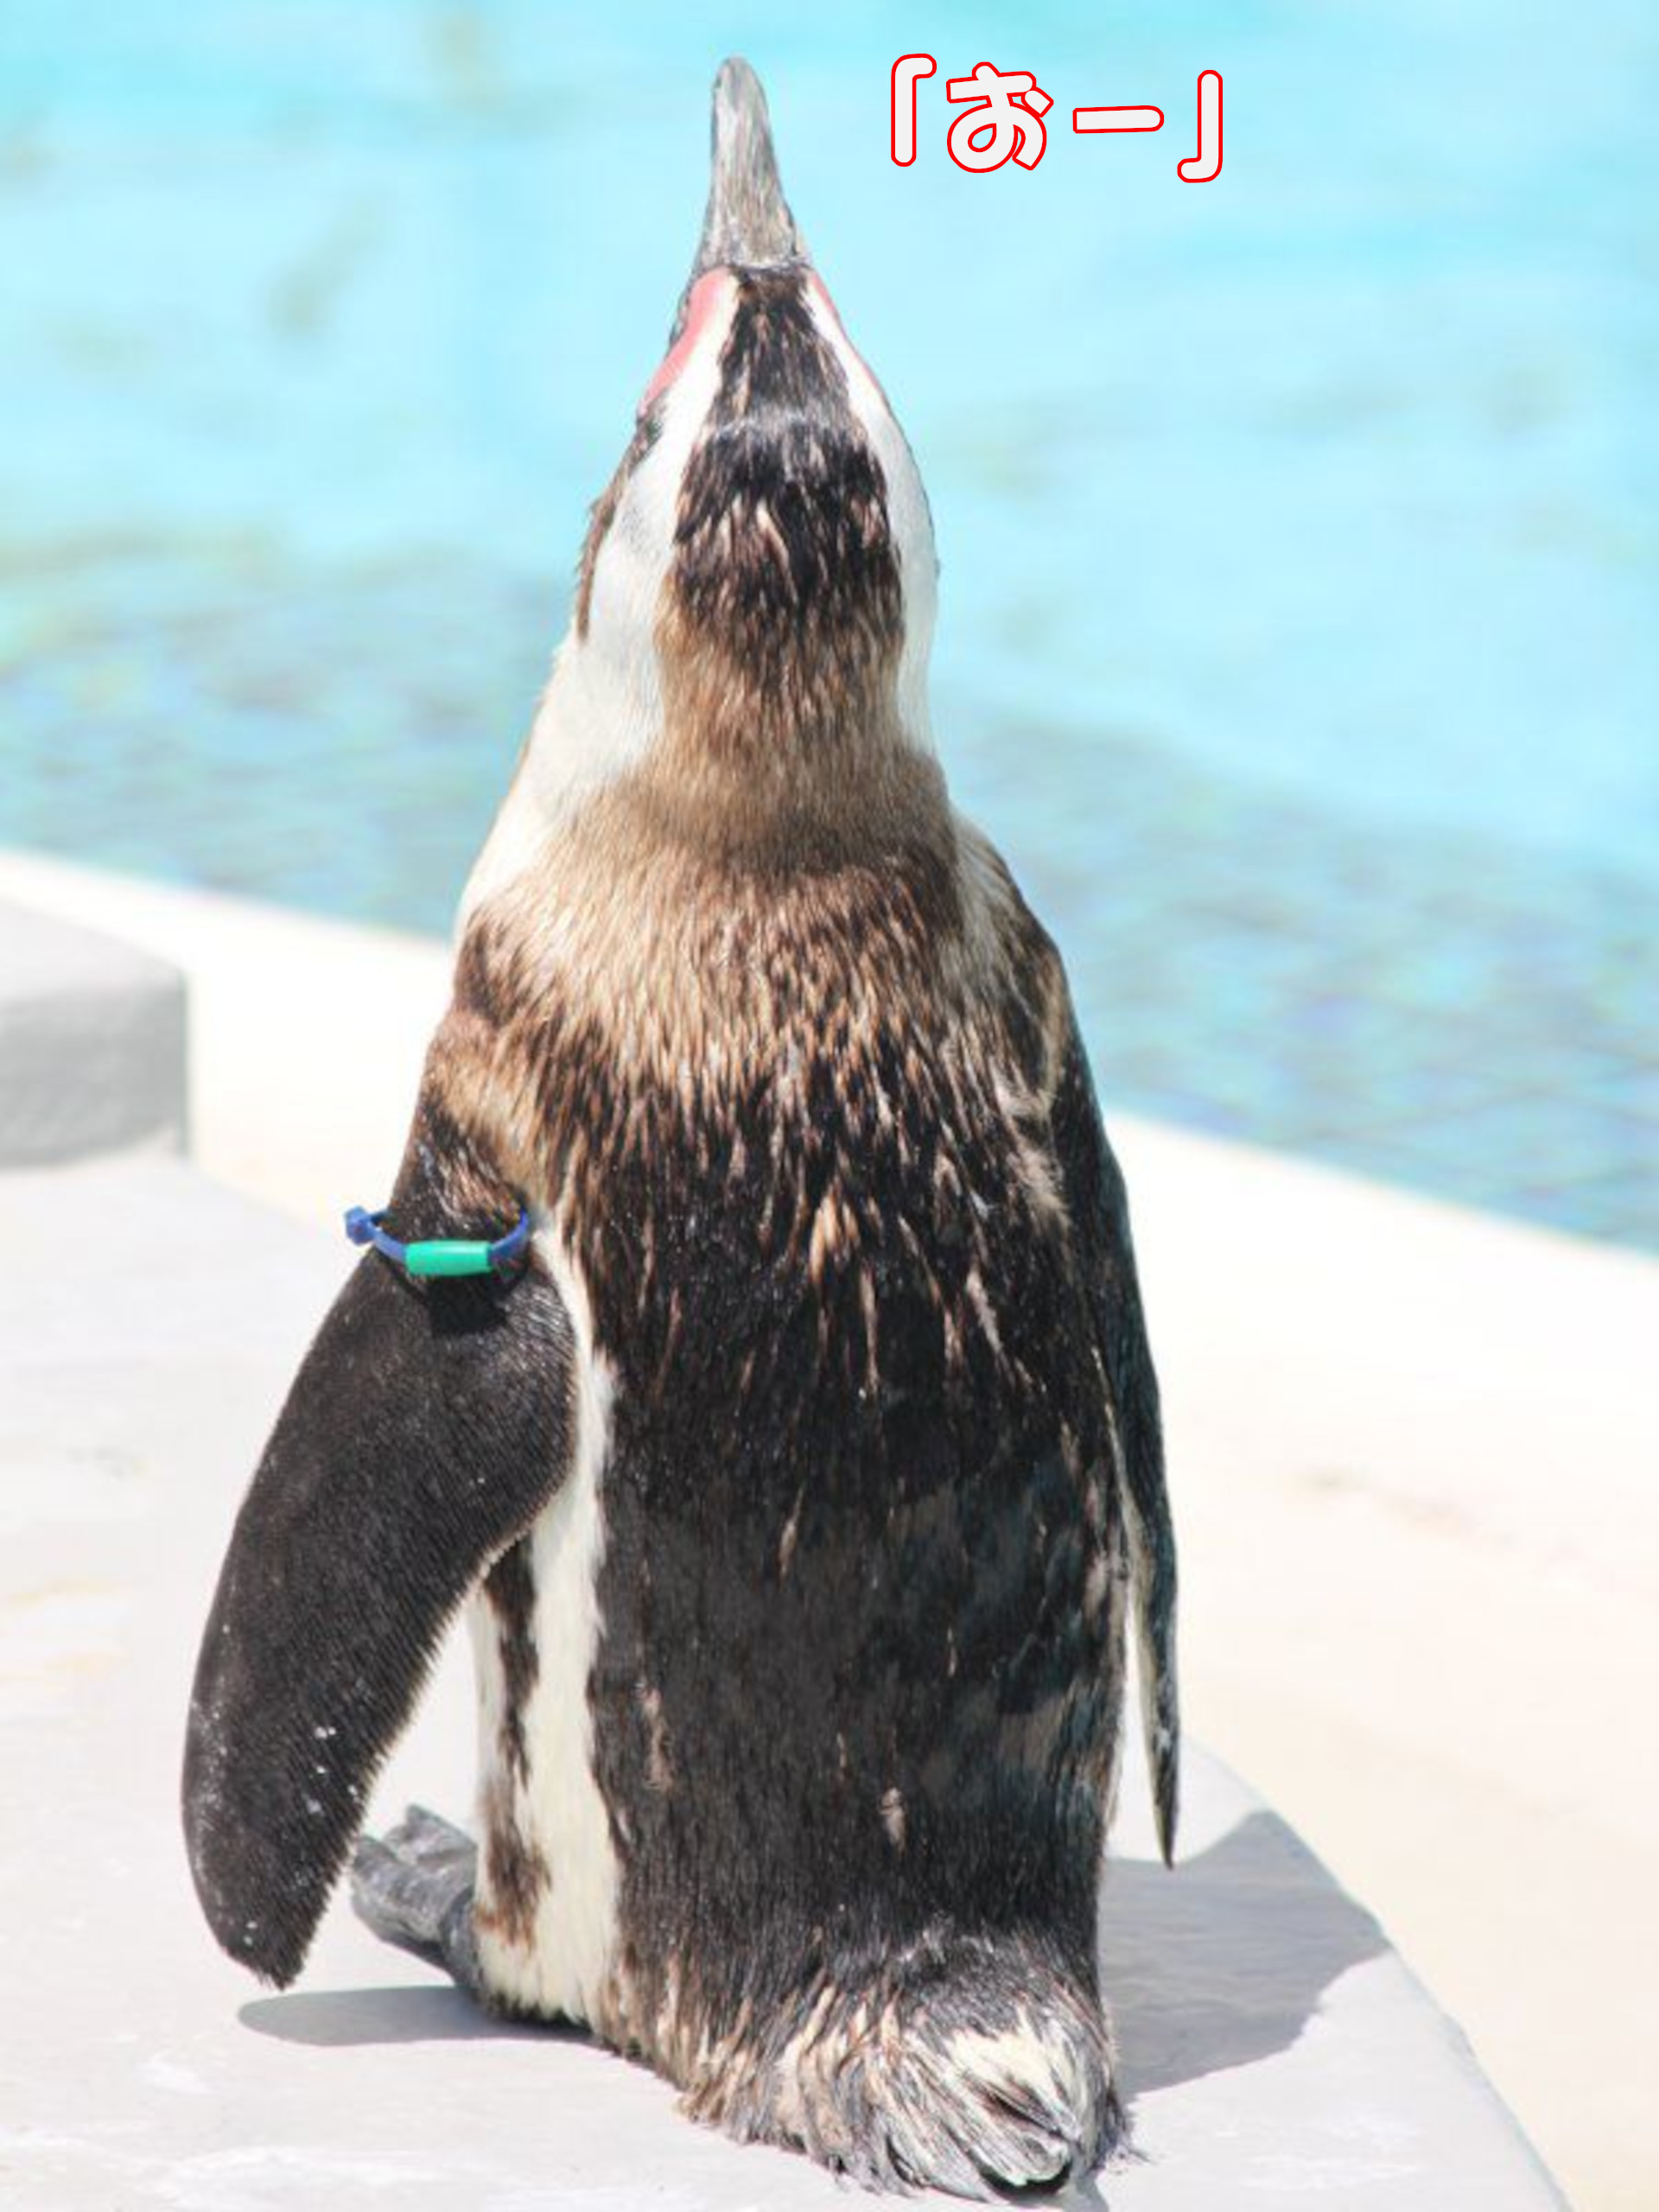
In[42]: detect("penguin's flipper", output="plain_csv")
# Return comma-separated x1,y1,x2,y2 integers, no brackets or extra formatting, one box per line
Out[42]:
182,1192,573,1989
1047,993,1180,1865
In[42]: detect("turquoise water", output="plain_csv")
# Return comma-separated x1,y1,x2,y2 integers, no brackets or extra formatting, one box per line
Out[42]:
3,3,1655,1245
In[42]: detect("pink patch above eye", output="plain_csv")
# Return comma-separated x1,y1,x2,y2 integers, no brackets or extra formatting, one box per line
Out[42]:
640,270,729,413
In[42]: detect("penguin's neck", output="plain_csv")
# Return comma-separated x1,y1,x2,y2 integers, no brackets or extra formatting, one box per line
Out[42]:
462,613,943,929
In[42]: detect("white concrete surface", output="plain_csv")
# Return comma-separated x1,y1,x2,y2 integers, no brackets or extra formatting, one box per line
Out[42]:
0,851,448,1219
0,895,186,1166
3,847,1649,2209
0,1155,1566,2209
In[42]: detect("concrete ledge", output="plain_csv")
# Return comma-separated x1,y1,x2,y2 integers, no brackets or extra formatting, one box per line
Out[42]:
0,1154,1567,2209
0,898,187,1166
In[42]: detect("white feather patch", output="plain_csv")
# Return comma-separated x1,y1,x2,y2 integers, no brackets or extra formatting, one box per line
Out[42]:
459,275,741,929
473,1217,620,2022
803,276,938,755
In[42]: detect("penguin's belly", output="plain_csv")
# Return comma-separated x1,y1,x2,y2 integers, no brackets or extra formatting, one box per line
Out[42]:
592,1108,1117,2064
469,1218,621,2025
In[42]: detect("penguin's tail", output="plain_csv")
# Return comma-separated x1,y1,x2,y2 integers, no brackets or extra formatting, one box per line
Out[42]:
681,1928,1122,2199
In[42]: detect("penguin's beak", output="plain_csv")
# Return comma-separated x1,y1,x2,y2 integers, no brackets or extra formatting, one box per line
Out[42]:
689,58,806,280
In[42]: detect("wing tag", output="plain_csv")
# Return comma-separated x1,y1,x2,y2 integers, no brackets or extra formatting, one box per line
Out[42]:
344,1205,531,1280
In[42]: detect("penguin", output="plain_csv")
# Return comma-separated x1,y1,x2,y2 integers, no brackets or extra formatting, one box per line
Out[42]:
182,57,1178,2201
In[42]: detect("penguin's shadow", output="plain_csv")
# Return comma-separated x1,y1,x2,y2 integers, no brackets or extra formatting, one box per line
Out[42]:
240,1980,575,2049
242,1808,1385,2097
1103,1807,1389,2101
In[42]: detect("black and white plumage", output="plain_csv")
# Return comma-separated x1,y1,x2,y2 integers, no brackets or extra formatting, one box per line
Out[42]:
182,57,1178,2200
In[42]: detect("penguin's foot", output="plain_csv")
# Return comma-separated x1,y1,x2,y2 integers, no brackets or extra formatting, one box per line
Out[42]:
684,1933,1122,2199
351,1804,482,1995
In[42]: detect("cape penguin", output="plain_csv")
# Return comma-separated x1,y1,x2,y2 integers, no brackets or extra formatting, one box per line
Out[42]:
183,57,1178,2200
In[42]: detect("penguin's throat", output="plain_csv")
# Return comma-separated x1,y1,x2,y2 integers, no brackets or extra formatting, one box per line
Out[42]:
513,626,934,880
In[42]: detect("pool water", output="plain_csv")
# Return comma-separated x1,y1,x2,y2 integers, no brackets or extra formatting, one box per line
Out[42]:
3,3,1655,1248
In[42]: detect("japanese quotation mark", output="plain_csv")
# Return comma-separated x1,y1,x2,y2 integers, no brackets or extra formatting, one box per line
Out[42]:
1177,71,1224,183
890,54,934,167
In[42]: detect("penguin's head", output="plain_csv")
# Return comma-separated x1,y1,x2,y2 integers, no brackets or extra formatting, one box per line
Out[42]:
497,59,940,872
